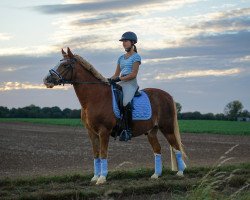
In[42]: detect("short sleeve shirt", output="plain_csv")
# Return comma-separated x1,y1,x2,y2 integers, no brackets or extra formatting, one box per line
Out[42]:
117,52,141,76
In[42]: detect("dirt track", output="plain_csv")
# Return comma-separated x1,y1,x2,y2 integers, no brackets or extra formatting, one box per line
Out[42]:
0,122,249,178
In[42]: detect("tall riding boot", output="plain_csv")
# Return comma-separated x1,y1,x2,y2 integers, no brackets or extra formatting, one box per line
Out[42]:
119,102,133,142
125,102,133,139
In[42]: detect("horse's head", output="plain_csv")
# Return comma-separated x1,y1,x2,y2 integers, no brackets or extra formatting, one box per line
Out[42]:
43,47,77,88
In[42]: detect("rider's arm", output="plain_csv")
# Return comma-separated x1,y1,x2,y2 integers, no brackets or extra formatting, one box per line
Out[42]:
120,61,140,81
111,64,121,79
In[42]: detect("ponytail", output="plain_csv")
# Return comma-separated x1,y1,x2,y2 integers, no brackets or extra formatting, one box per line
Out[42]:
133,44,137,53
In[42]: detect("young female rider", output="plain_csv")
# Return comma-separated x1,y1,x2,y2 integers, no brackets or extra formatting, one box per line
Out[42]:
108,31,141,141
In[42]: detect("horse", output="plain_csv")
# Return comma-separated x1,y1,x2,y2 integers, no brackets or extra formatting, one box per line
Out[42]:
43,47,187,185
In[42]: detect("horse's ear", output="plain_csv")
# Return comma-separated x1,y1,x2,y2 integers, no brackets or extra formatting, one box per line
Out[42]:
61,48,67,58
67,47,74,58
61,48,67,55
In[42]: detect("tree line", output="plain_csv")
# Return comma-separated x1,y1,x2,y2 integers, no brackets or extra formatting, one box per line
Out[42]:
0,100,249,121
0,104,80,118
176,100,250,121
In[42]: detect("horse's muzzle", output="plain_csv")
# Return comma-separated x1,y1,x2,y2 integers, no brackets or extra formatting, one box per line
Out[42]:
43,75,56,88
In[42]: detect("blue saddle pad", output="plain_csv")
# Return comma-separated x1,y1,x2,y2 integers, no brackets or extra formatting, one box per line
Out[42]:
111,85,152,120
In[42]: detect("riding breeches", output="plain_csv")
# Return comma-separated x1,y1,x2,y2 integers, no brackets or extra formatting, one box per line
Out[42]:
117,78,139,106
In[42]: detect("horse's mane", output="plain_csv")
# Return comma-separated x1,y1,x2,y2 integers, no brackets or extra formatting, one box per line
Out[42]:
74,54,109,84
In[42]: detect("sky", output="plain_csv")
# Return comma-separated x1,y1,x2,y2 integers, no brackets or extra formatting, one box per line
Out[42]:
0,0,249,114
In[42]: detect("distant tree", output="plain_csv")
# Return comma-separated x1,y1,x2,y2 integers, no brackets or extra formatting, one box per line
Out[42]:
192,111,203,119
4,103,247,121
239,109,250,118
202,113,215,120
50,106,62,118
69,109,81,118
214,113,226,120
41,107,52,118
22,104,41,118
180,111,202,120
62,108,72,118
175,102,182,114
0,106,9,117
224,100,243,120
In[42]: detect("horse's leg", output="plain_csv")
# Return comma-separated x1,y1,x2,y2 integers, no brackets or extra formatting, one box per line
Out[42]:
87,130,101,182
157,98,187,176
159,124,186,177
96,128,110,185
147,126,162,179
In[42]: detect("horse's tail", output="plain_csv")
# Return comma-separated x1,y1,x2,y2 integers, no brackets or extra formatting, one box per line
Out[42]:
170,100,188,171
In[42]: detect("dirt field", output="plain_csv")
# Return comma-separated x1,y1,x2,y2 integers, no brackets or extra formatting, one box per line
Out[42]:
0,121,249,179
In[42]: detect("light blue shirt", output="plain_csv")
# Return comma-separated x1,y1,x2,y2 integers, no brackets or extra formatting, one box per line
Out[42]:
117,52,141,76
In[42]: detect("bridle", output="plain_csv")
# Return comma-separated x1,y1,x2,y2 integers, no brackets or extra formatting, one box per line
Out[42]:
48,57,108,86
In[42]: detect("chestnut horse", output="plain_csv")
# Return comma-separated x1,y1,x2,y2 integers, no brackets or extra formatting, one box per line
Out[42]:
43,47,187,185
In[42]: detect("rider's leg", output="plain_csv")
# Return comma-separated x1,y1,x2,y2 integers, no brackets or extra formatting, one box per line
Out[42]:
119,102,133,141
119,101,133,141
118,80,138,141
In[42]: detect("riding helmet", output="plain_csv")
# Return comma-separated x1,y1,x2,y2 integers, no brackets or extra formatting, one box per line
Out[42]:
119,31,137,44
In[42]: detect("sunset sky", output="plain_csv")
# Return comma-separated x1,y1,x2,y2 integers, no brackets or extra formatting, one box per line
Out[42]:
0,0,249,113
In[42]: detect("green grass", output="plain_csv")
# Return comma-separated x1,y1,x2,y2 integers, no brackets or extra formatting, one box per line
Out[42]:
0,118,83,127
0,118,250,135
0,163,249,200
179,120,250,135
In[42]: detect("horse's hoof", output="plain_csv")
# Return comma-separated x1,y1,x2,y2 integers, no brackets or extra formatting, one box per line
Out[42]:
176,171,184,177
90,175,99,182
151,173,160,179
96,175,106,185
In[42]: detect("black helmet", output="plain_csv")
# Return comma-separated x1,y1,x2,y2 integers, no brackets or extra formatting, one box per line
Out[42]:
119,31,137,44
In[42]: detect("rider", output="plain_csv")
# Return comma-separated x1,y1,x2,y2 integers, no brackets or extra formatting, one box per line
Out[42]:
108,31,142,141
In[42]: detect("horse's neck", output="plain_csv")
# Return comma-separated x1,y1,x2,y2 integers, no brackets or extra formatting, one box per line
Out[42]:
72,68,109,110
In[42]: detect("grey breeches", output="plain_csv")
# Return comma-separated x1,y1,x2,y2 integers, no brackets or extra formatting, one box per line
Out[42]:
117,78,139,106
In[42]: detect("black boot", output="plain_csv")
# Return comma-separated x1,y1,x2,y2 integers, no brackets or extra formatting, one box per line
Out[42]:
119,102,133,142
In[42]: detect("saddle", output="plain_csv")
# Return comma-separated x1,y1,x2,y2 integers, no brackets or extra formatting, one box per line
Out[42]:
112,83,141,113
110,83,141,139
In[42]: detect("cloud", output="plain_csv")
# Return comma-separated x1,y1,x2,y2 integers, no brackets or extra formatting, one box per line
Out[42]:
0,30,249,87
212,7,250,19
71,12,134,26
0,66,30,72
0,54,63,84
0,33,12,41
143,30,250,59
142,56,203,64
190,17,250,33
154,68,242,80
233,55,250,63
32,0,198,14
188,8,250,34
61,35,111,49
168,7,250,46
32,0,164,14
0,45,59,56
34,0,200,51
0,82,70,92
48,6,250,54
5,2,246,58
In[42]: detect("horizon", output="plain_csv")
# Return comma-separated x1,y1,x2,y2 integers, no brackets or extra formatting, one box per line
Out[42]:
0,101,246,115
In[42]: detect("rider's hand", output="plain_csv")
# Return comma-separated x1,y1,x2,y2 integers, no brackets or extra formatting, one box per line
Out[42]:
108,77,121,84
107,78,114,84
112,77,121,82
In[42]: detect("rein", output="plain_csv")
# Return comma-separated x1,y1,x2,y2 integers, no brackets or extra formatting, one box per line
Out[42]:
59,80,108,86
